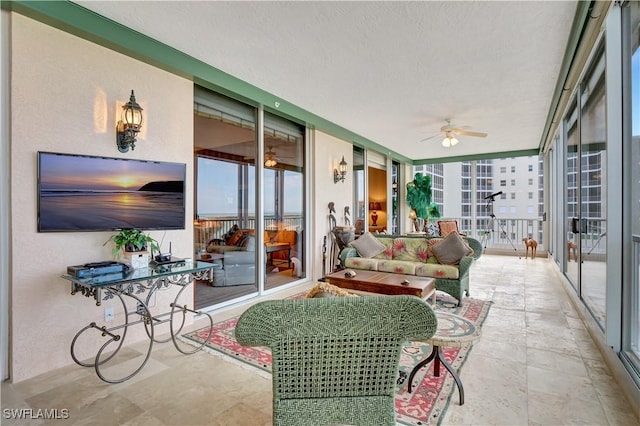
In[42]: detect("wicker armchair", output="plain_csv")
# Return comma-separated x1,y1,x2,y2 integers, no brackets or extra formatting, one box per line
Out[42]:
235,295,438,426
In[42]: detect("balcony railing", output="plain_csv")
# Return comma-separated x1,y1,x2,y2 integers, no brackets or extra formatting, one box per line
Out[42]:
441,217,546,253
194,215,304,250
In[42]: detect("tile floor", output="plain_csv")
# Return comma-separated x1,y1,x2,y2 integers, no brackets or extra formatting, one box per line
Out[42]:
2,255,639,425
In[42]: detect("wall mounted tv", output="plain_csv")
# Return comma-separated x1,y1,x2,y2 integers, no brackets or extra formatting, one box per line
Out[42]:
38,152,186,232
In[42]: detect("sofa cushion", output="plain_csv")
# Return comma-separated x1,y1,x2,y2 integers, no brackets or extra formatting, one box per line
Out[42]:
415,263,460,279
377,260,417,275
372,237,394,260
344,257,379,271
350,232,386,258
431,232,473,265
392,237,431,262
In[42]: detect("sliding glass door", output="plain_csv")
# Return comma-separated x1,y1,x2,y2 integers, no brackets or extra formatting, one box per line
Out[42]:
262,112,306,290
193,86,306,308
194,88,259,308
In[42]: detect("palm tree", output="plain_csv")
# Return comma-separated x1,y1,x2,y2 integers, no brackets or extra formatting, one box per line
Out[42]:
406,173,441,232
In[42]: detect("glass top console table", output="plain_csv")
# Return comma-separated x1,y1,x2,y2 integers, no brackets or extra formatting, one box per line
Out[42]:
61,261,215,383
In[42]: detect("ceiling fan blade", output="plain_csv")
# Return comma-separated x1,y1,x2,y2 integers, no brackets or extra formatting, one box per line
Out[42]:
420,133,441,142
453,129,488,138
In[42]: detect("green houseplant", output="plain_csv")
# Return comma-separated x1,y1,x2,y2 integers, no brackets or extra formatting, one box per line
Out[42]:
104,229,159,259
406,173,441,233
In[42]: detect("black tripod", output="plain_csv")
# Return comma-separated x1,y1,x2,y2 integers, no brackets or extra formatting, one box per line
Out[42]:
479,194,521,258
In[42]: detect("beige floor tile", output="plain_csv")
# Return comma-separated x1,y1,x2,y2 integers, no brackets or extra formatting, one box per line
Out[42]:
526,347,589,377
527,365,597,401
471,335,528,363
442,372,528,425
527,389,610,425
3,255,639,426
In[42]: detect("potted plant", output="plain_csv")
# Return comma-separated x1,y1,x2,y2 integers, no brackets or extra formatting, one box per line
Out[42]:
104,229,159,259
406,173,441,233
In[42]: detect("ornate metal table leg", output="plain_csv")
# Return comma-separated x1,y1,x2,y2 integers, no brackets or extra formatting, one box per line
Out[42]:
70,291,129,368
407,344,465,405
407,345,437,393
434,347,465,405
169,278,213,354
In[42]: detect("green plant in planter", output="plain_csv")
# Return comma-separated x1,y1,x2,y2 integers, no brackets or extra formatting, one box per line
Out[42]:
406,173,441,232
104,229,159,259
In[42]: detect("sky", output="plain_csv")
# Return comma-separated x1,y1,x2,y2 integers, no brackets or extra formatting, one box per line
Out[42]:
39,153,185,191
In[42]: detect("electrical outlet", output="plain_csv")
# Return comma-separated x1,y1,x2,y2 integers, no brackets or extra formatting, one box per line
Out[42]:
104,307,114,322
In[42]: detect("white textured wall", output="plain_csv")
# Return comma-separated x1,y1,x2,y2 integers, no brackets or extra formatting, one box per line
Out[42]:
10,14,193,382
312,131,353,280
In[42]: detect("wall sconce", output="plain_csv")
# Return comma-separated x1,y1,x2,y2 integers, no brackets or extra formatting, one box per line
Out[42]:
333,156,348,183
116,90,143,153
369,202,382,226
392,179,398,193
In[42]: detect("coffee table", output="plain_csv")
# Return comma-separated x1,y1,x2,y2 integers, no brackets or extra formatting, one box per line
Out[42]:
324,270,436,304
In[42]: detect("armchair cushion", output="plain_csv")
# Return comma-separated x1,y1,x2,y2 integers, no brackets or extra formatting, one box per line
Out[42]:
431,232,473,265
350,232,386,258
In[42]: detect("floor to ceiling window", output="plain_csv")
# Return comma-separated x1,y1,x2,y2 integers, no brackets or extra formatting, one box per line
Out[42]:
413,157,543,249
565,100,580,288
579,46,607,326
624,0,640,382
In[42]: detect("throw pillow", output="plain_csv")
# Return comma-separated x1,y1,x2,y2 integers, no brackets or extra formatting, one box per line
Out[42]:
227,230,245,246
437,220,460,237
306,282,359,298
222,225,240,243
350,232,386,258
431,232,473,265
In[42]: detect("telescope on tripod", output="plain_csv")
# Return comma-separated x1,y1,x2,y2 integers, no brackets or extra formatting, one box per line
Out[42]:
479,191,521,258
484,191,503,201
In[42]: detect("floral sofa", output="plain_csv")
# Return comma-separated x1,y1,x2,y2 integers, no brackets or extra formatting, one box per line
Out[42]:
338,232,482,305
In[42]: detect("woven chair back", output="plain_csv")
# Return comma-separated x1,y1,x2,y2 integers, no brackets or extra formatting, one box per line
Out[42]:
236,295,437,425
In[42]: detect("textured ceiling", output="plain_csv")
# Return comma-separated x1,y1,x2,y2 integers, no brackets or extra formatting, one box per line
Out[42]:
77,1,578,161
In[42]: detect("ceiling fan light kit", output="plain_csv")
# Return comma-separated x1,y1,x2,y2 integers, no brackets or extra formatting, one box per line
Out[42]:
441,131,459,147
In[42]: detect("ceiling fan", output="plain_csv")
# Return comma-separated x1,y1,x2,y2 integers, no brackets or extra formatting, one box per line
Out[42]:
264,146,279,167
421,119,488,147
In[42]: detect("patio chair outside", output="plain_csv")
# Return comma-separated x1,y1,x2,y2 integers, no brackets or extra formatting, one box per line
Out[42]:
235,295,438,426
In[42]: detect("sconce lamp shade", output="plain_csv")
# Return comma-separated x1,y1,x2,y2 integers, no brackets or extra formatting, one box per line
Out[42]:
116,90,143,153
333,155,348,183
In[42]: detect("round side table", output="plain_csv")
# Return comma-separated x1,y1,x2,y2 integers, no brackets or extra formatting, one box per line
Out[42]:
407,311,481,405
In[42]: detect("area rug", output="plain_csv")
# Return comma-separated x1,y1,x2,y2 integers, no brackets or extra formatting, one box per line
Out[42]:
181,293,491,425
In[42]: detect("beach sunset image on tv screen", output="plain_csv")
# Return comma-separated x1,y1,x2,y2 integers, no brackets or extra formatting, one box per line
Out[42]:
38,152,186,232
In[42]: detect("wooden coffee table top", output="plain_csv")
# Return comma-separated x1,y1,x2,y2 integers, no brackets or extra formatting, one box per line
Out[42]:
325,270,435,299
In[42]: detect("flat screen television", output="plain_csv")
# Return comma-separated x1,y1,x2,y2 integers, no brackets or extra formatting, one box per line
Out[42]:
38,152,186,232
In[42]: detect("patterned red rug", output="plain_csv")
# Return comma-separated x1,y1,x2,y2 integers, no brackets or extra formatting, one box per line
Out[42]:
182,293,491,425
